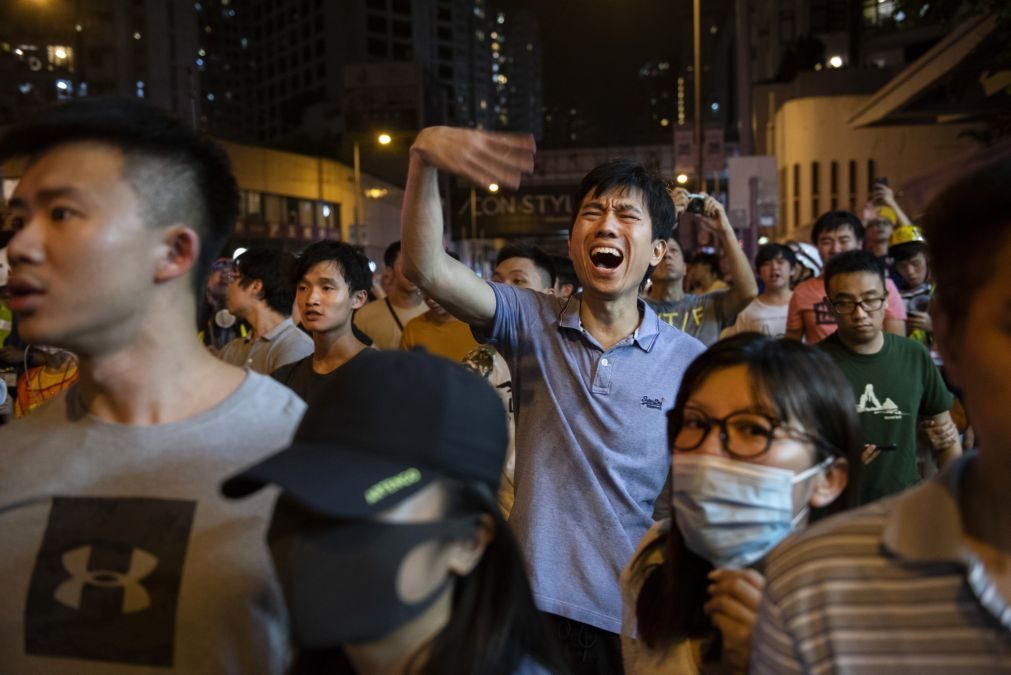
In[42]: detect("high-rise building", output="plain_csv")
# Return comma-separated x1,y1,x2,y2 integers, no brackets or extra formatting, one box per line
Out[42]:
195,0,256,142
746,0,946,84
496,9,543,139
0,0,199,125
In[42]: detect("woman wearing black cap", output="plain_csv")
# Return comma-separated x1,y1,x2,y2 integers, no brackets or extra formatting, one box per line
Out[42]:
223,350,565,675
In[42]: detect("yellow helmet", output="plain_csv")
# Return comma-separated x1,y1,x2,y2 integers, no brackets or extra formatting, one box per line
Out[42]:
874,205,898,226
889,225,926,248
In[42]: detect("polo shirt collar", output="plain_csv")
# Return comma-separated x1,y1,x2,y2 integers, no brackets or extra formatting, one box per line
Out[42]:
881,450,976,564
558,294,661,353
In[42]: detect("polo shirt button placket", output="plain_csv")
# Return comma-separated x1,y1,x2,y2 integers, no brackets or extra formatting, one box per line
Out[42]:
592,354,614,395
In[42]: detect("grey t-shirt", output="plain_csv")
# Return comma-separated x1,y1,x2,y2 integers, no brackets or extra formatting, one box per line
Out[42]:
0,372,306,674
645,290,738,346
219,317,313,374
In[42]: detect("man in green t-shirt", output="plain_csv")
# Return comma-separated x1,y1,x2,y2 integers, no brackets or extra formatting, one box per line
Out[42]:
819,250,960,503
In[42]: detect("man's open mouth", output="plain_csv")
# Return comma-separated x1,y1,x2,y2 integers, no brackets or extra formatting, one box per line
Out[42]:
589,246,623,270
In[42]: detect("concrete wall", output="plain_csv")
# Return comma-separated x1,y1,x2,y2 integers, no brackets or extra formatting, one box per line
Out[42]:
773,95,979,239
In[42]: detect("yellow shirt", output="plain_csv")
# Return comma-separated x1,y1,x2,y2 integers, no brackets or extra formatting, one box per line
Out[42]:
399,313,479,362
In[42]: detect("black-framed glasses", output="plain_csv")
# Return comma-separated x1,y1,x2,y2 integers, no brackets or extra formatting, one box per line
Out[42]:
828,296,887,314
668,409,810,460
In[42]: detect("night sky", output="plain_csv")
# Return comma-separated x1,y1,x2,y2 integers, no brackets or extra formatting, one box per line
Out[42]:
499,0,692,145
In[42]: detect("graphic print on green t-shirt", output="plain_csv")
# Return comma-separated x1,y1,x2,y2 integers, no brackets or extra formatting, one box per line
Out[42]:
819,333,953,504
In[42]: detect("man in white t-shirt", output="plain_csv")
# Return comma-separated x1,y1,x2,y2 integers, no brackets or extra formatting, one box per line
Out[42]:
726,243,797,338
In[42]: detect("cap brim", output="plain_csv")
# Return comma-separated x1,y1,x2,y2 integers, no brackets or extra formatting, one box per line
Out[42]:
221,441,437,518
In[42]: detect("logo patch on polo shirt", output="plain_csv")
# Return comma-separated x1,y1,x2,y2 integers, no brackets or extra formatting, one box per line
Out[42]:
24,496,196,667
640,396,665,411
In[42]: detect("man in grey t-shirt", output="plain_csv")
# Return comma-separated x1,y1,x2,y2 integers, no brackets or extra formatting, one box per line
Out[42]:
0,98,305,674
643,190,757,346
219,247,313,373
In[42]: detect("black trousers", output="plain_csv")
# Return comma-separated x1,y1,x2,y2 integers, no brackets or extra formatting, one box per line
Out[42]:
542,613,626,675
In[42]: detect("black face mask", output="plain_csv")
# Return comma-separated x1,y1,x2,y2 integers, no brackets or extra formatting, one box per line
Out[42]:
267,497,478,648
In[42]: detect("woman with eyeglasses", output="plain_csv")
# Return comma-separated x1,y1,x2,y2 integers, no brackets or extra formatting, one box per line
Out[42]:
620,333,863,674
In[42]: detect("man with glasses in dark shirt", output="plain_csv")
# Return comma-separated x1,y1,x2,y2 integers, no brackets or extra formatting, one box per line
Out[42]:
818,250,959,504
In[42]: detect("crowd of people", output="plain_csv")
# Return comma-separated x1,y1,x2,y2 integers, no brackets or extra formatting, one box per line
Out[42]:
0,96,1007,675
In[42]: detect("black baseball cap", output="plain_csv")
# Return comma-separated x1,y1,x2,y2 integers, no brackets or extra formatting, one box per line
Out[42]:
221,350,508,517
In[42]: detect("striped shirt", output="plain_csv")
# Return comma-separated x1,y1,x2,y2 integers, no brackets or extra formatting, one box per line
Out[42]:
751,451,1011,674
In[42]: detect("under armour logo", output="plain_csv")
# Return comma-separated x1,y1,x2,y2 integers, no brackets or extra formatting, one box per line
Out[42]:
54,545,159,614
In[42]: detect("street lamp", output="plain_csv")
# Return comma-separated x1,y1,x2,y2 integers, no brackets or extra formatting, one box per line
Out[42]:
352,131,392,244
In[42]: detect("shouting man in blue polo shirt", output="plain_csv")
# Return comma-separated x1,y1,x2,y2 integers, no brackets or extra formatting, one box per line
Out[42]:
400,127,705,674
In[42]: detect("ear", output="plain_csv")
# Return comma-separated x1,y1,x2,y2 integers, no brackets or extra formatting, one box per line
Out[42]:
248,278,264,299
154,226,200,284
350,289,368,310
651,238,668,267
808,458,849,508
447,513,494,577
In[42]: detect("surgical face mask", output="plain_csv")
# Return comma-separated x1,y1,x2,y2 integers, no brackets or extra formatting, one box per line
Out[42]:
671,453,833,569
267,498,478,648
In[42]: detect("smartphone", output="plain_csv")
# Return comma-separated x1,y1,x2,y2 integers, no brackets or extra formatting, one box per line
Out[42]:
874,176,889,187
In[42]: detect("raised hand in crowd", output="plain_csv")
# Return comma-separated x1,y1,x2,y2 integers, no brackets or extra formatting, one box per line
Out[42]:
871,182,912,226
410,126,535,190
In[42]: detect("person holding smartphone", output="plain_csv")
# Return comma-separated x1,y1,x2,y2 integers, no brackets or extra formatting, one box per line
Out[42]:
818,250,960,504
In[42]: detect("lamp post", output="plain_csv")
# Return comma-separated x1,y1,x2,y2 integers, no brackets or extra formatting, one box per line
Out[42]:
351,132,392,245
693,0,704,193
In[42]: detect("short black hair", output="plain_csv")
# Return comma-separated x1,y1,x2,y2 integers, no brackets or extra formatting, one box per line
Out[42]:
755,243,797,269
495,244,556,288
922,158,1011,334
889,240,929,264
0,96,239,299
235,248,296,315
551,255,578,291
689,252,720,276
572,160,675,243
383,240,401,269
811,210,864,245
823,249,885,296
292,241,373,295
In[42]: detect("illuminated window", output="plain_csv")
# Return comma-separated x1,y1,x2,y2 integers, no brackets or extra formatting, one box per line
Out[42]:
48,45,73,69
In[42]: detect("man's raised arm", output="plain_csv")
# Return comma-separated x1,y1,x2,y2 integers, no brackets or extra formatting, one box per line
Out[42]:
400,127,535,330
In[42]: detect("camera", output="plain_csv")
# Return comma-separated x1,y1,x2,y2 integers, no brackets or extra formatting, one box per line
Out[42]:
685,193,708,215
910,294,930,313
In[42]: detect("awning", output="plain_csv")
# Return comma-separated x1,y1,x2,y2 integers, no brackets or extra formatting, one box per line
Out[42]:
848,12,998,128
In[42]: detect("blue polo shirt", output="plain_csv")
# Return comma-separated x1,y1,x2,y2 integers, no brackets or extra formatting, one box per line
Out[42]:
481,282,705,633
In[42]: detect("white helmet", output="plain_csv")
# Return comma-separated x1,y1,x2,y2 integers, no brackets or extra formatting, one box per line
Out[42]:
787,241,822,276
